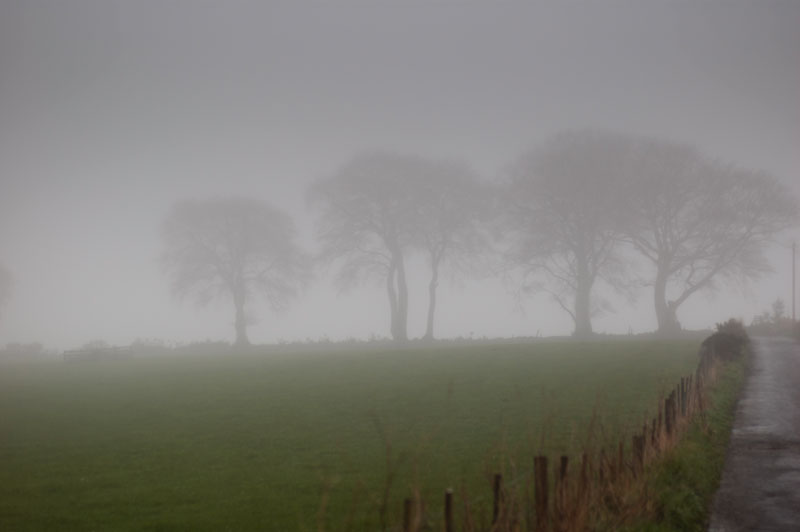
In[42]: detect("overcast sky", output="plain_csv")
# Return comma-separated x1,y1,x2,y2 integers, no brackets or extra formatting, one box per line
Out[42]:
1,1,798,350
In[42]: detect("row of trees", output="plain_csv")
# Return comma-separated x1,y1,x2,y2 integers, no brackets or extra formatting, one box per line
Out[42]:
504,132,798,336
161,131,799,345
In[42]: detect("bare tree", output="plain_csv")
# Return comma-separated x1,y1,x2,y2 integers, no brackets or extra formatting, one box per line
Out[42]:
308,152,423,342
161,197,309,346
503,131,631,337
622,138,800,334
0,263,11,320
410,163,494,340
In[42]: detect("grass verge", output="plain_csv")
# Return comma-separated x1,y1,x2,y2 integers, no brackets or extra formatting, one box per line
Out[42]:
618,346,749,532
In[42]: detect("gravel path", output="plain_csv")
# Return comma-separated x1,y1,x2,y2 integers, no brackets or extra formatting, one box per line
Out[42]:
708,336,800,531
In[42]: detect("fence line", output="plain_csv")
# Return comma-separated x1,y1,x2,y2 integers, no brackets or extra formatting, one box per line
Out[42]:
395,327,746,532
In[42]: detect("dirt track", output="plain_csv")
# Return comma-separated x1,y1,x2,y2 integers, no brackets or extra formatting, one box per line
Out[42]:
708,336,800,531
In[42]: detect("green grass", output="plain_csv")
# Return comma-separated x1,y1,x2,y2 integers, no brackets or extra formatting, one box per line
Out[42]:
0,339,699,531
618,348,748,532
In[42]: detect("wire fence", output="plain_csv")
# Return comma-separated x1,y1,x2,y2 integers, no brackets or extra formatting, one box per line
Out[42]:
391,328,744,532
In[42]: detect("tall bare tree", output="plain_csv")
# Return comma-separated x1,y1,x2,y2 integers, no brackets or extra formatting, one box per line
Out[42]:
410,163,494,340
504,131,631,337
622,138,799,334
161,197,309,346
308,152,423,342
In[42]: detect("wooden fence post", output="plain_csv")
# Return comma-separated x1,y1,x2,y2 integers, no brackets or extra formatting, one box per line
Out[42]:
492,473,503,525
403,498,412,532
578,452,589,503
650,417,657,448
534,456,549,532
672,389,678,427
664,396,673,437
598,448,606,484
632,435,644,475
554,456,569,532
571,452,590,530
681,378,687,417
444,489,454,532
656,405,663,449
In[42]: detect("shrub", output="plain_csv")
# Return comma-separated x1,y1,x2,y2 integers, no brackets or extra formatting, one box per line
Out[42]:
714,318,747,340
700,319,748,363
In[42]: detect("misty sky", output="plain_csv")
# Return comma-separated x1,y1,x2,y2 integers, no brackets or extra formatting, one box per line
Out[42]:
1,1,799,350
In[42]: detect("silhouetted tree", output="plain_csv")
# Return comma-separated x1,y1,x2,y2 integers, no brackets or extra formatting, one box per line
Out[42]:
621,138,799,334
308,152,424,342
772,298,786,322
410,163,494,340
503,131,631,338
749,298,794,336
161,198,309,346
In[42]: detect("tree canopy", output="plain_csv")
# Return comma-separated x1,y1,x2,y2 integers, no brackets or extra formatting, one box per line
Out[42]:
503,130,798,336
308,152,424,342
620,137,799,333
407,161,494,339
503,131,631,337
161,197,309,346
309,152,493,341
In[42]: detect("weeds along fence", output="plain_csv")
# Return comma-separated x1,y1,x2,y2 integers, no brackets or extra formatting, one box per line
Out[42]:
391,325,748,532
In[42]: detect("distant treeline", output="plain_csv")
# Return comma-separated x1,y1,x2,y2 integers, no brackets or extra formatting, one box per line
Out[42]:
160,130,799,345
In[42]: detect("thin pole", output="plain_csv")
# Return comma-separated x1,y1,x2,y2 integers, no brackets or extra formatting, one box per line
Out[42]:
793,241,796,322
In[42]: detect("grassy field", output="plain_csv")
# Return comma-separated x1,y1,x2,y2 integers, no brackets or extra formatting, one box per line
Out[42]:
0,339,700,531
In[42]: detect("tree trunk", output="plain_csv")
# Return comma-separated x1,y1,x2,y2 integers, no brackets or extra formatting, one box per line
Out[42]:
573,278,593,338
573,246,593,338
233,285,249,347
394,253,409,342
387,262,399,340
423,258,440,341
386,253,409,343
654,268,681,336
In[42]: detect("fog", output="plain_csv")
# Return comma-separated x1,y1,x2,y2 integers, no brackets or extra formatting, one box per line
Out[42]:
1,1,798,350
